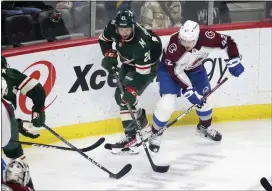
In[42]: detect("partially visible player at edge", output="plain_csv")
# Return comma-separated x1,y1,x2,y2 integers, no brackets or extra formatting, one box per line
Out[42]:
1,55,46,190
2,159,35,191
1,55,46,160
148,20,245,153
98,9,162,155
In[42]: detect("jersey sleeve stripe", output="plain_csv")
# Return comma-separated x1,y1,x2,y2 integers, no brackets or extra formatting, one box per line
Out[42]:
135,64,151,69
135,64,151,74
136,68,151,75
120,110,137,121
18,77,39,95
99,33,112,42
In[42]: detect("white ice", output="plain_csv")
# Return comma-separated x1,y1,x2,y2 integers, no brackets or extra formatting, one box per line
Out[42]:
12,119,272,190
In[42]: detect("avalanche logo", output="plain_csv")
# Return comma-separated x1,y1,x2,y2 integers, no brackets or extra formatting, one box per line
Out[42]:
205,31,215,39
18,61,58,114
168,43,177,53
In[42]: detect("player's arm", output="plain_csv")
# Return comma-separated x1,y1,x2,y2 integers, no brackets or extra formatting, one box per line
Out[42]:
5,69,45,111
162,45,203,106
201,30,240,58
6,68,46,127
98,20,115,55
161,39,191,90
99,20,119,73
163,57,191,90
201,30,244,77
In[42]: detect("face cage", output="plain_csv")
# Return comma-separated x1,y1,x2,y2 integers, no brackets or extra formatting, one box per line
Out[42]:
4,162,30,186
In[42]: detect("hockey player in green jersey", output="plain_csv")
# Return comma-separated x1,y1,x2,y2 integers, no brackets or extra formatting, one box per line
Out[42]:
1,55,46,161
99,9,162,155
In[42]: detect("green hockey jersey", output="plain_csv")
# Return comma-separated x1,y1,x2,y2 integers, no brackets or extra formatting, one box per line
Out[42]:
1,68,46,112
98,21,162,75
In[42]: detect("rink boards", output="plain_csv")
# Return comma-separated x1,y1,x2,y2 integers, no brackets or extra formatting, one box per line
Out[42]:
2,21,272,144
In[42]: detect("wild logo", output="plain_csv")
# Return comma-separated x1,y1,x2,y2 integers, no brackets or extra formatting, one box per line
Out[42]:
50,11,62,23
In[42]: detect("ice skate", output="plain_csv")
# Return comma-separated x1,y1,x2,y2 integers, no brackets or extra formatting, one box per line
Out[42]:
111,134,139,155
148,132,163,153
196,123,222,142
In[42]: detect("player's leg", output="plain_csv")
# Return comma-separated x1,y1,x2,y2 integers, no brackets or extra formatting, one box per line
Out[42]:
112,65,138,154
111,65,154,154
2,100,25,161
149,62,180,153
1,158,6,182
187,65,222,141
2,117,25,161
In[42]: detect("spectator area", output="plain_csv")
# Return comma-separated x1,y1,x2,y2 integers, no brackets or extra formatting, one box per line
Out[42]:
1,1,271,50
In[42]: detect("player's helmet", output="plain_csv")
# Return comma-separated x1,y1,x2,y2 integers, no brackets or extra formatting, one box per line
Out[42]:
3,160,31,186
2,56,8,69
115,9,135,28
178,20,200,50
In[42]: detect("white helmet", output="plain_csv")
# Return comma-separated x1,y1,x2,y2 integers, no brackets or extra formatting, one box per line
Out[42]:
3,160,31,186
178,20,200,50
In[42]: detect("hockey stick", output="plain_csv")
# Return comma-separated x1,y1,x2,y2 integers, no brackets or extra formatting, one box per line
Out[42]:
106,77,228,149
11,138,105,152
149,77,229,139
42,124,132,179
113,70,170,173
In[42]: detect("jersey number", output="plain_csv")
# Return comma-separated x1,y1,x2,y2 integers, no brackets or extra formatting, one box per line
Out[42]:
111,20,116,25
221,34,228,48
144,51,151,62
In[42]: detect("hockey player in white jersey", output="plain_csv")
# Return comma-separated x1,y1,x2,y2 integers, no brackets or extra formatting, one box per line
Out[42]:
1,56,41,190
1,100,35,190
148,20,245,153
2,159,34,191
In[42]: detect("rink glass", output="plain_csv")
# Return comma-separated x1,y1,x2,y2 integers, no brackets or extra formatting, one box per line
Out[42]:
1,1,270,49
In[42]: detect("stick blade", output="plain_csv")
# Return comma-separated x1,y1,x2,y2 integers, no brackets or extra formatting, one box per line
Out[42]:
153,165,170,173
260,177,272,191
110,164,132,179
104,143,113,150
81,137,105,152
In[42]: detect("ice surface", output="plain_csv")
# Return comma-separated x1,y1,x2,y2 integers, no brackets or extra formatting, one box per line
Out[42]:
14,119,272,190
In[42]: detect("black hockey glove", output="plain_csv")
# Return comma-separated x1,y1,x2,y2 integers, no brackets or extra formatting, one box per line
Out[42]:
102,49,118,73
17,119,40,139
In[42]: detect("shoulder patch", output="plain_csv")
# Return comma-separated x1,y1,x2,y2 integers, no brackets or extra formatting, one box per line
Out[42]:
139,38,146,48
205,31,216,39
168,43,177,53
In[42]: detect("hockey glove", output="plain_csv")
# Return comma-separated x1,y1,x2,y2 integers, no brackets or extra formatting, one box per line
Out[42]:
17,119,40,139
102,49,118,73
225,57,244,77
31,106,45,127
121,86,138,106
182,87,205,108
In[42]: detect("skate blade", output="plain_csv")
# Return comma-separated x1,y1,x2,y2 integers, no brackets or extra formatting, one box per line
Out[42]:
111,147,139,155
195,132,221,143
